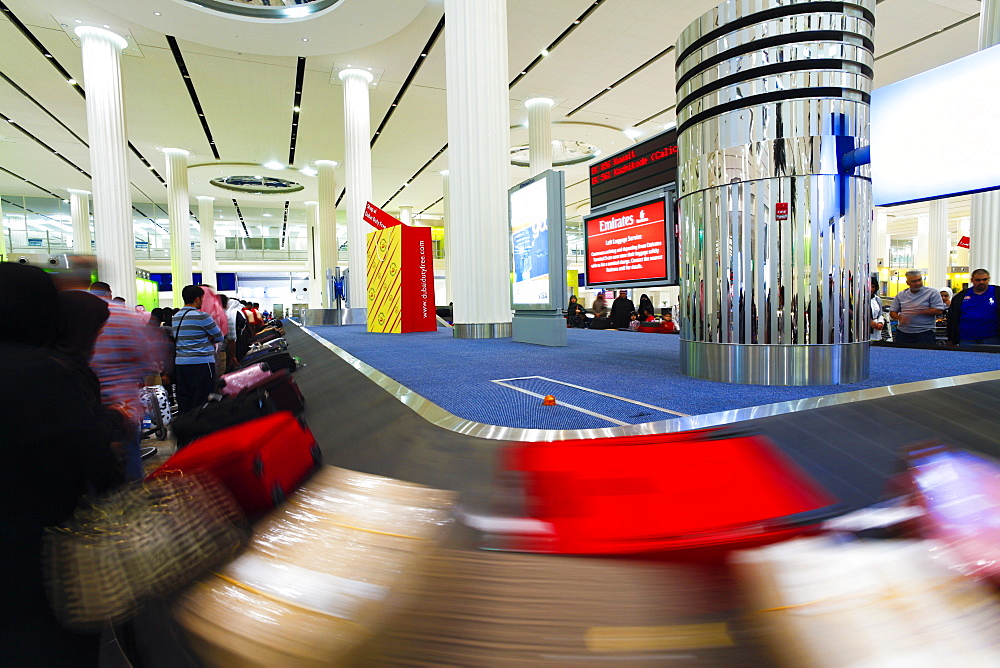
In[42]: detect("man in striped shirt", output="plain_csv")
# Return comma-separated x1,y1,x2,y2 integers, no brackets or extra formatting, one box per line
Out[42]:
172,285,224,414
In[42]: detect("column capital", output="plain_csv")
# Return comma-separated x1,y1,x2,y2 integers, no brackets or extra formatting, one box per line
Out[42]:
66,188,91,195
74,26,128,50
339,68,374,84
525,97,554,109
195,195,215,202
162,147,190,156
315,159,339,167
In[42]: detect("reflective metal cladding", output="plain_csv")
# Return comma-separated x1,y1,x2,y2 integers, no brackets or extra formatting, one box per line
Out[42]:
676,0,876,385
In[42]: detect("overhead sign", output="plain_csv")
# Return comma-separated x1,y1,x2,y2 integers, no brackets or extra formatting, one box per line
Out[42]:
588,128,678,208
872,43,1000,206
584,198,674,288
363,201,402,230
958,236,970,249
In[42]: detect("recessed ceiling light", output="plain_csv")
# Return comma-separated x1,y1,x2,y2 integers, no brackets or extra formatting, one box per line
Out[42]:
103,25,109,29
293,106,300,112
67,79,76,85
302,38,308,42
75,19,81,23
541,49,549,57
263,213,272,217
263,161,284,170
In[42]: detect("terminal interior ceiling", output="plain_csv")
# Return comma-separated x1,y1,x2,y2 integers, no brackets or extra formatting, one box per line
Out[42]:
0,0,987,274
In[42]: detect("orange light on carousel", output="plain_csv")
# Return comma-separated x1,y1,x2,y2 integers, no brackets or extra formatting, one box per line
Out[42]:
542,395,557,406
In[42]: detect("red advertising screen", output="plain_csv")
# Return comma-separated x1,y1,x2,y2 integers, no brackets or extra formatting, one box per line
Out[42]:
584,199,670,287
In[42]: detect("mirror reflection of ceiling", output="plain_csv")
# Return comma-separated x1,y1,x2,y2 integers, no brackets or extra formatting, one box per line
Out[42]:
211,175,305,195
182,0,339,20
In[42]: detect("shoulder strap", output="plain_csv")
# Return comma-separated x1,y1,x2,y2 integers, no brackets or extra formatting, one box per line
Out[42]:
173,309,191,361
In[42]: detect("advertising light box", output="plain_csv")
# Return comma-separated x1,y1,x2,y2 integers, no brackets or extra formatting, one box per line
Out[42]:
584,198,676,288
508,169,566,311
872,43,1000,206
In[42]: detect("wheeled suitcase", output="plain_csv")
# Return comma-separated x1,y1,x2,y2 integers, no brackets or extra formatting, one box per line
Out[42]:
217,363,272,396
238,349,297,373
251,327,284,344
154,411,322,516
235,369,304,414
171,391,272,447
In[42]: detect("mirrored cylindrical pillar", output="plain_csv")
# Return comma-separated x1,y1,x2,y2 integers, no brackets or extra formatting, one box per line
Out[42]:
677,0,875,385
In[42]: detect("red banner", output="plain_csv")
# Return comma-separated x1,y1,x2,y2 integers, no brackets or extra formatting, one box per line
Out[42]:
364,201,402,230
958,236,970,249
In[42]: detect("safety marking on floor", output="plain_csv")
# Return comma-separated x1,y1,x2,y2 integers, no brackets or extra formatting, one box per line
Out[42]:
491,375,690,426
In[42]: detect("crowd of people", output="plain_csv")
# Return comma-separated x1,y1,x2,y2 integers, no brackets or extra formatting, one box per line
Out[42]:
565,290,678,333
0,261,273,664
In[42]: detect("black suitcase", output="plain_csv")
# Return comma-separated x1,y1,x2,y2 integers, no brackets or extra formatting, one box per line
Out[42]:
234,369,304,415
251,328,284,344
239,350,297,373
171,391,273,447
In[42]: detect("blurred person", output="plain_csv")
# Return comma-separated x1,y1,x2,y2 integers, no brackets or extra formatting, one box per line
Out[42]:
889,271,945,345
947,269,1000,347
591,293,611,329
199,286,229,377
242,300,261,334
662,312,678,333
870,277,886,341
638,293,655,319
628,311,641,331
224,294,248,370
565,294,587,328
88,281,157,480
610,289,635,328
252,302,264,328
0,263,115,665
148,307,164,327
173,285,223,414
112,296,126,303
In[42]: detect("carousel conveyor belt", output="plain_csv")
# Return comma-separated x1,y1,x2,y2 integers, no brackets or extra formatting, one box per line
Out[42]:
284,322,1000,515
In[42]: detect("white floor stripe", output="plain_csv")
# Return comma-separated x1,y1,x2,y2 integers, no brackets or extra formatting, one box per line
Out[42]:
493,375,691,417
492,380,632,426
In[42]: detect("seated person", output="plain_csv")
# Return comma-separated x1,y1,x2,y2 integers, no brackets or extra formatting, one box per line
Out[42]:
565,295,587,328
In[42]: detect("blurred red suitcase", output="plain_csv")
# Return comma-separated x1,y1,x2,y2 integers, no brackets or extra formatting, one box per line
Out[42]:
501,429,838,555
154,411,322,516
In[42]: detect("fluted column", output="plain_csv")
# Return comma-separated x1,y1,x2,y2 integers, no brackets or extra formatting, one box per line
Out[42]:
197,196,217,288
338,69,373,318
928,199,949,289
971,0,1000,275
525,97,554,176
68,189,92,254
441,169,452,305
873,209,889,271
164,148,192,306
316,160,339,309
398,205,413,226
305,200,322,308
76,27,135,305
444,0,513,338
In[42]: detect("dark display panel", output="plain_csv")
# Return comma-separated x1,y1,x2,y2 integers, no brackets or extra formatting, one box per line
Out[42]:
589,128,678,208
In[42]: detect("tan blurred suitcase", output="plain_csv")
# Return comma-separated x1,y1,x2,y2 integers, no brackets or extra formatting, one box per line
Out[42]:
173,466,456,667
369,549,765,667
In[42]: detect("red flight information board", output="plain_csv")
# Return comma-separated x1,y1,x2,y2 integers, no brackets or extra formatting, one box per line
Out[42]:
589,128,678,208
584,199,672,287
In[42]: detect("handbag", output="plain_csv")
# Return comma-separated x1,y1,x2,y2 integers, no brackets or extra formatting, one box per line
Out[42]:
43,470,246,630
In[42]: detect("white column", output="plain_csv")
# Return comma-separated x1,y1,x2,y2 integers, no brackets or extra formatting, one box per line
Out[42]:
316,160,339,309
338,69,373,317
971,1,1000,276
441,169,452,306
0,198,7,260
164,148,192,306
873,209,889,269
399,205,413,226
197,196,217,288
928,199,949,289
305,200,322,308
68,189,91,254
444,0,513,338
76,27,135,305
525,97,554,176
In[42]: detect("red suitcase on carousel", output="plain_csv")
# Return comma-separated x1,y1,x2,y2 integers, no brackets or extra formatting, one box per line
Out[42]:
153,411,322,516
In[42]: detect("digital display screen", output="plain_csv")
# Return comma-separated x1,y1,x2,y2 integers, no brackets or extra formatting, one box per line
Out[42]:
584,199,670,287
589,128,678,208
510,176,551,306
872,43,1000,206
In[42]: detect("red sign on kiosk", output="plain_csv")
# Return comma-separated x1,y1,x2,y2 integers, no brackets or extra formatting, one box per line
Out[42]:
584,200,668,286
775,202,789,220
364,201,402,230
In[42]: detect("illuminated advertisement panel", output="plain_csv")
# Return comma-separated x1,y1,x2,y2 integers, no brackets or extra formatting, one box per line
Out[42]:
509,170,566,310
584,198,674,288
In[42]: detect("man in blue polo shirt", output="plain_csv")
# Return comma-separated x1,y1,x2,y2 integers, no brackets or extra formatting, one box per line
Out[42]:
171,285,223,414
947,269,1000,347
890,270,945,345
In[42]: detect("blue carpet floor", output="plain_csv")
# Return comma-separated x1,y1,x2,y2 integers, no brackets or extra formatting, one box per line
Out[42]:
307,325,1000,430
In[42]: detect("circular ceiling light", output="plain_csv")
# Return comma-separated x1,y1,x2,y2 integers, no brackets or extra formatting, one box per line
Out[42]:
210,175,304,195
180,0,341,20
509,139,600,167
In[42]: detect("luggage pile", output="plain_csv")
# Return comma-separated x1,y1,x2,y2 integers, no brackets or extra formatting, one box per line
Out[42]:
173,466,456,667
171,322,303,448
